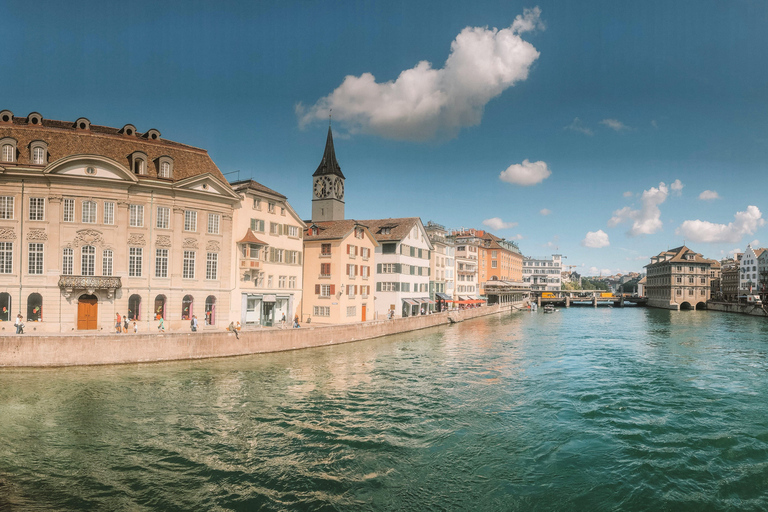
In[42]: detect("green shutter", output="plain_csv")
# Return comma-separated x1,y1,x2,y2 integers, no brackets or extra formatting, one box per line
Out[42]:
377,282,381,292
377,263,382,273
410,265,415,275
395,263,402,273
250,219,256,230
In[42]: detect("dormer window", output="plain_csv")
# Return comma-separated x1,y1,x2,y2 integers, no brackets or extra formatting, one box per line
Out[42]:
0,137,17,163
29,141,48,165
0,110,12,123
27,112,43,125
74,117,91,130
156,156,173,179
143,129,161,140
120,124,137,136
130,151,148,175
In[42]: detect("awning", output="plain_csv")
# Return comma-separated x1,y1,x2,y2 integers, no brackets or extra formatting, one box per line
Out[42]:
403,299,418,306
435,293,452,300
262,294,276,303
421,298,436,304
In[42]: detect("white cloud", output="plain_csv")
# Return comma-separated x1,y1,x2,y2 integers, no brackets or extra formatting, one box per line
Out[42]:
544,235,559,249
482,217,518,230
600,118,629,131
510,234,524,240
499,159,551,186
587,266,612,276
582,230,610,248
539,208,551,216
670,179,684,196
565,117,593,136
607,182,669,236
676,205,765,244
623,191,633,198
296,8,543,140
698,190,720,201
728,247,742,256
651,120,658,129
749,239,760,247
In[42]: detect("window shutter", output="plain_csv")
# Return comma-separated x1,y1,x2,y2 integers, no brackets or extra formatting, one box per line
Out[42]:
260,220,265,232
330,285,335,295
315,284,320,294
428,268,431,276
355,246,359,256
377,263,382,273
250,219,256,230
410,265,415,275
377,282,381,291
355,265,358,276
346,244,350,254
395,283,400,292
354,285,358,294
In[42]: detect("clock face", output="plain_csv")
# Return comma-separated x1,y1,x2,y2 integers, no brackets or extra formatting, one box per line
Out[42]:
334,178,344,199
314,177,328,198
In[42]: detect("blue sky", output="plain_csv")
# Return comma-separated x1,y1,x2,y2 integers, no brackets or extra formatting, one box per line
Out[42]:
2,0,767,275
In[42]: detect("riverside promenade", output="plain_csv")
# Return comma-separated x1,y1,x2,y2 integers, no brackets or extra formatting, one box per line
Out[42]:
0,304,520,368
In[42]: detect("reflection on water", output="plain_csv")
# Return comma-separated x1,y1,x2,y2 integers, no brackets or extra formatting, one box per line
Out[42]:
2,308,768,511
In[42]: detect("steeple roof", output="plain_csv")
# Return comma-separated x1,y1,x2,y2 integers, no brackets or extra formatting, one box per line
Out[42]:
312,126,345,178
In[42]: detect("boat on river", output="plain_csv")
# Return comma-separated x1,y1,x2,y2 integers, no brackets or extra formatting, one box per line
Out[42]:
543,304,556,313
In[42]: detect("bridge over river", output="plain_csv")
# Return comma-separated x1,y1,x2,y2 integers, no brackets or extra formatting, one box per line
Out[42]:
533,290,648,308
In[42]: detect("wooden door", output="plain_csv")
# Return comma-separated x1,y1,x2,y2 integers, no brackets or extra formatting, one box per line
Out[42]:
361,305,366,322
77,296,98,330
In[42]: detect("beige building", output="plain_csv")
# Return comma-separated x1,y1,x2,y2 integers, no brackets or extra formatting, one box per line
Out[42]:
301,220,378,324
0,110,239,332
644,245,712,310
230,180,306,327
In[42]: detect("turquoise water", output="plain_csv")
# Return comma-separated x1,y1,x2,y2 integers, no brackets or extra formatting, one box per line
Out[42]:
2,307,768,511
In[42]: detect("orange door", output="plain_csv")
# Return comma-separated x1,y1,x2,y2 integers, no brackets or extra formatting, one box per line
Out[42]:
361,305,366,322
77,297,98,330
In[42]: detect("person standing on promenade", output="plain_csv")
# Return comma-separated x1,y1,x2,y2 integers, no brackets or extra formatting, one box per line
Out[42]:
293,315,300,328
115,313,122,334
123,316,129,333
15,314,23,334
191,315,198,332
158,316,165,332
281,313,286,327
133,321,137,333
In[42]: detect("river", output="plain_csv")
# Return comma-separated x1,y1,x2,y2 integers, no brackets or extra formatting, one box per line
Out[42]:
1,307,768,511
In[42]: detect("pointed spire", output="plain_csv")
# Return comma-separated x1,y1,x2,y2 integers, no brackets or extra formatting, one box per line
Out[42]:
313,125,345,178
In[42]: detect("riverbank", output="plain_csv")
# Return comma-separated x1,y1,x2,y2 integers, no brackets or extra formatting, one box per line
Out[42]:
706,301,768,317
0,303,520,367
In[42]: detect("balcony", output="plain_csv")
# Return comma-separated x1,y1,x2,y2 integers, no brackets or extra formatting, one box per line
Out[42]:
239,259,260,269
59,275,122,299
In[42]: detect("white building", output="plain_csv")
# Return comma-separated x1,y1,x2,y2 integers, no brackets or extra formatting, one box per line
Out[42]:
425,221,455,312
361,217,433,318
740,244,766,296
523,254,564,291
449,230,481,300
230,180,306,327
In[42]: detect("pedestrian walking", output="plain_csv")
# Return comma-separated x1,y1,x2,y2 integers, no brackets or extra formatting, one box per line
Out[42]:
123,316,129,333
15,314,24,334
281,313,286,327
133,321,138,333
115,313,122,333
191,315,198,332
293,315,300,328
158,316,165,332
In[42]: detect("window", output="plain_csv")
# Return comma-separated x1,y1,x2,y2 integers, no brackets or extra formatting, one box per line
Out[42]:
204,296,216,325
32,146,45,165
0,242,12,273
82,201,97,224
129,248,143,277
253,198,261,210
287,225,299,237
280,207,285,216
278,276,286,288
81,246,95,276
268,275,273,288
270,222,280,235
362,266,370,278
155,249,168,278
361,247,370,259
183,251,196,279
159,160,171,178
321,244,331,256
269,248,284,263
347,264,357,278
248,244,261,259
289,276,296,288
206,253,218,280
154,295,166,320
319,285,331,297
128,294,141,321
182,295,193,320
320,263,331,277
207,213,220,234
288,250,300,264
0,196,13,219
268,202,275,213
27,293,42,322
156,207,170,229
382,243,396,254
347,306,356,317
491,261,497,268
132,153,147,175
184,210,197,231
103,202,114,225
313,306,330,317
102,250,113,276
28,243,43,274
129,204,144,227
29,197,44,221
2,144,14,162
250,218,265,232
63,198,75,222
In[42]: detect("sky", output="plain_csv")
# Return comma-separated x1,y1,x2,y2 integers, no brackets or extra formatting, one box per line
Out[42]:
2,0,767,276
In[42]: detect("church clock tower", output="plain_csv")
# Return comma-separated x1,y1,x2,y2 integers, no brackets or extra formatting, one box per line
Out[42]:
311,126,345,222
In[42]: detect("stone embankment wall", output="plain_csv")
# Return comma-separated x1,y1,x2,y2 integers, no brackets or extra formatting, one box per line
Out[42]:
707,302,768,318
0,304,517,368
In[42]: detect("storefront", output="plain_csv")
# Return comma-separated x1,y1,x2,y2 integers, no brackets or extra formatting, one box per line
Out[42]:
241,293,294,327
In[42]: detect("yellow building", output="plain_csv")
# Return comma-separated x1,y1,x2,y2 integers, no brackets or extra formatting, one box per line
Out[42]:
301,220,378,324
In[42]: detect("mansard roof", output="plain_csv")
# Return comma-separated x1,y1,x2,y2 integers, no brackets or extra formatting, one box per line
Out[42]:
303,219,378,245
646,245,712,267
0,112,226,183
230,179,287,200
312,126,344,178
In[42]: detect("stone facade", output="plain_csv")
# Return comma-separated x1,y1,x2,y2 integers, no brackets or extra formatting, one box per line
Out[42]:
644,246,711,310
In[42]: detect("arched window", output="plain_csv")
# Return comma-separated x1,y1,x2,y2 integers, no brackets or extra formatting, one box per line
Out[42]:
27,293,42,322
128,294,141,321
81,246,95,276
2,144,14,162
182,295,193,320
154,294,166,320
0,292,11,322
204,296,216,325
